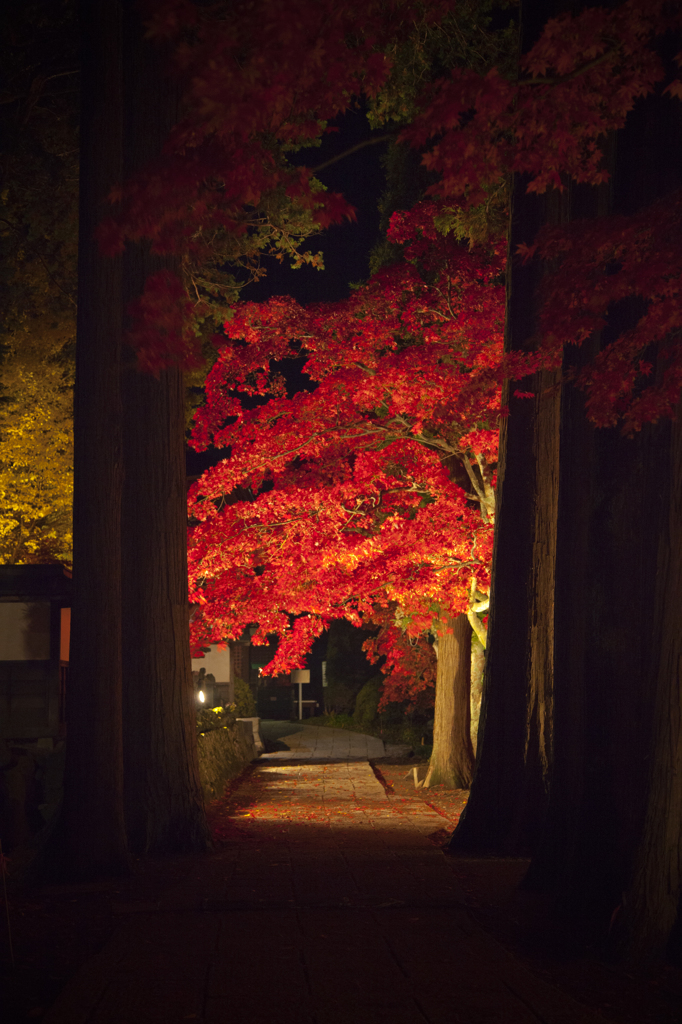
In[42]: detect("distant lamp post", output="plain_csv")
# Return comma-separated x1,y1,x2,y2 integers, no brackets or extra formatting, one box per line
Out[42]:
198,690,205,703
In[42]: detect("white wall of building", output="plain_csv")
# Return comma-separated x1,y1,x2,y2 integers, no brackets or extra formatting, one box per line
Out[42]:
0,602,51,660
191,644,231,682
192,644,234,707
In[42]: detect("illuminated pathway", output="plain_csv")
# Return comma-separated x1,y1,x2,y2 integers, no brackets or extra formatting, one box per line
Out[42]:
258,721,387,761
42,742,611,1024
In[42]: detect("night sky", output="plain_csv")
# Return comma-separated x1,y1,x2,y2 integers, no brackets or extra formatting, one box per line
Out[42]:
244,105,386,304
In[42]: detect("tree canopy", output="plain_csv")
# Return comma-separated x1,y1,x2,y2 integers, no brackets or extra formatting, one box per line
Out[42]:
187,201,510,689
0,0,78,564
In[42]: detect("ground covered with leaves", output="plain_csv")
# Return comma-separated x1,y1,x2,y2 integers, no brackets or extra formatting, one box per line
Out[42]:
1,761,680,1023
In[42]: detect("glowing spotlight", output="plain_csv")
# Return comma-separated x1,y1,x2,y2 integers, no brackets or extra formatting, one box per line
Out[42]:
198,690,205,703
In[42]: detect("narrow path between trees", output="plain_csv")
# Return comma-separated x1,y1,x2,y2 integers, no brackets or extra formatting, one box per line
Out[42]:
41,732,612,1024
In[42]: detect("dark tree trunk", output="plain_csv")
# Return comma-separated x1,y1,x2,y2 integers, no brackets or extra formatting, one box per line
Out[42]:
452,0,630,860
449,179,566,853
448,0,577,856
425,615,475,791
613,406,682,959
525,82,682,955
527,398,667,914
120,4,210,855
47,0,129,879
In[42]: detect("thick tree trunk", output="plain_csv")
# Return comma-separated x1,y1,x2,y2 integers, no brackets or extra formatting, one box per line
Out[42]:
425,615,475,791
452,0,624,859
521,335,596,893
120,4,210,855
613,407,682,959
449,176,563,852
48,0,129,879
524,80,682,956
121,362,208,854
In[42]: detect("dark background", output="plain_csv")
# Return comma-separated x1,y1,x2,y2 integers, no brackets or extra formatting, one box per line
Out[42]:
185,107,386,478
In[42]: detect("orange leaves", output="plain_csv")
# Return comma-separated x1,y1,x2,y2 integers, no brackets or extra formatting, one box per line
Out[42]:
95,0,682,391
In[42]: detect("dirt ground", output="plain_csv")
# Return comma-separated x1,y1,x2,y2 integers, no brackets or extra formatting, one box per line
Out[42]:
1,761,680,1024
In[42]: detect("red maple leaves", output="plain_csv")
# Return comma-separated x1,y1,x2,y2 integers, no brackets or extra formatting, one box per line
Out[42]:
188,204,508,682
403,0,679,203
101,0,682,693
528,191,682,432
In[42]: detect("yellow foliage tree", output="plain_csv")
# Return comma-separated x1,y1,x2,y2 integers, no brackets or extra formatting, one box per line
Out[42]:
0,3,79,564
0,326,74,564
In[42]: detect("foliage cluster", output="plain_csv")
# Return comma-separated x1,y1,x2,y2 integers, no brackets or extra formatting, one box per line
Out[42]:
0,0,79,564
187,202,509,695
195,703,238,735
0,337,73,563
233,675,257,718
175,0,682,715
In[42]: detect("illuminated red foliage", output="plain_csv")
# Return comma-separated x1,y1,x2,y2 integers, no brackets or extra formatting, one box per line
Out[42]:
187,206,509,687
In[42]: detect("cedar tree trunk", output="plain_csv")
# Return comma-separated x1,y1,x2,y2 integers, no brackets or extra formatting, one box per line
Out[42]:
526,83,682,953
614,405,682,959
449,179,564,852
120,3,210,855
425,615,475,790
450,0,594,858
48,0,129,879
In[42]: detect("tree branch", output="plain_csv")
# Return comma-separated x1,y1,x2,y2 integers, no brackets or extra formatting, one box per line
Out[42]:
310,132,397,175
517,48,619,88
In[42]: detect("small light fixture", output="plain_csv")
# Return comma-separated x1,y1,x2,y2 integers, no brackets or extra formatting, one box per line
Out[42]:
198,690,205,703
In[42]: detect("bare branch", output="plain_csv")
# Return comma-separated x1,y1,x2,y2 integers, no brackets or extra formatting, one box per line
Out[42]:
310,132,397,175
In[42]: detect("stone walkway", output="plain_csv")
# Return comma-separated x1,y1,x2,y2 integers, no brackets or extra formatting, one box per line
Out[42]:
41,742,611,1024
259,721,387,761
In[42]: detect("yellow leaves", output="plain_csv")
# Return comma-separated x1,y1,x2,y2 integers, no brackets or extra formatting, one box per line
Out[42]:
0,327,74,564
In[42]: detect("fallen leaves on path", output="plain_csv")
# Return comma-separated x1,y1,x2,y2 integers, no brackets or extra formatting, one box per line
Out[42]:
206,762,469,847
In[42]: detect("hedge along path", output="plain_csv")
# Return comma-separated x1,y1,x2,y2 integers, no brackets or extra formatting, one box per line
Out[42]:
42,760,612,1024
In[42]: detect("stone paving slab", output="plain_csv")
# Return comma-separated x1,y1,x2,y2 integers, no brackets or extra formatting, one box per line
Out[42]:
42,761,612,1024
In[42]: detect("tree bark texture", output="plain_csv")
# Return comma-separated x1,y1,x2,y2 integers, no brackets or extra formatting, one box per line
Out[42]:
470,634,485,755
451,0,626,859
120,3,210,855
614,405,682,959
52,0,129,879
450,172,565,852
425,615,475,790
524,79,682,955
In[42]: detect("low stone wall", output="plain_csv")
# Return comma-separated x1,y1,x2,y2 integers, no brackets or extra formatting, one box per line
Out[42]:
197,719,257,803
1,722,257,851
0,739,65,852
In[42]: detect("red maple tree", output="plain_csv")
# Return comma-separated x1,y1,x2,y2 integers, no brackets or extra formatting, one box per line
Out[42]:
187,203,512,684
105,0,682,425
102,0,681,793
92,0,680,441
